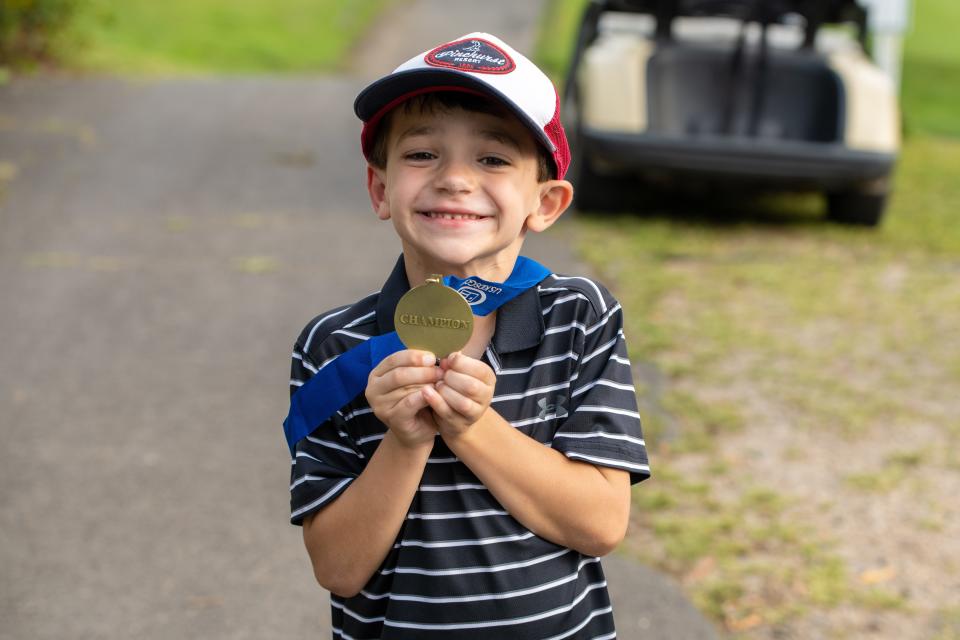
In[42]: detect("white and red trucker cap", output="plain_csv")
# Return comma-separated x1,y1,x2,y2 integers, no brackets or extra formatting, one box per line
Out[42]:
354,32,570,180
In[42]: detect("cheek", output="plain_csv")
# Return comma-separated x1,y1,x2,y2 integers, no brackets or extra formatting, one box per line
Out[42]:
518,184,543,217
387,172,423,205
381,179,407,214
497,177,537,208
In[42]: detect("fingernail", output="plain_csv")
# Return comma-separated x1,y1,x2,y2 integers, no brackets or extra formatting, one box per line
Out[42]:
422,353,435,366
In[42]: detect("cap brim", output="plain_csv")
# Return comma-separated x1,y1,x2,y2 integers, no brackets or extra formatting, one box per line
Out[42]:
354,68,556,153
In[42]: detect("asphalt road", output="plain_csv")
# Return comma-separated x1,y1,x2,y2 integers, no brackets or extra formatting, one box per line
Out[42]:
0,2,719,638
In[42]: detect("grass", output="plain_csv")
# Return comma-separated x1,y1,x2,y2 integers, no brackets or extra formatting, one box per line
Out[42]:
577,184,960,631
536,0,960,635
933,607,960,640
844,449,929,493
883,135,960,253
627,459,865,630
57,0,393,74
567,151,959,629
901,0,960,137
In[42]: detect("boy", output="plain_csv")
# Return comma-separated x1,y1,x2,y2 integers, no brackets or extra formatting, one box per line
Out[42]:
287,33,649,639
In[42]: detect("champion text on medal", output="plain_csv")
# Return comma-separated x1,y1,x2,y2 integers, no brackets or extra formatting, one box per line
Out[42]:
397,313,472,330
425,38,516,74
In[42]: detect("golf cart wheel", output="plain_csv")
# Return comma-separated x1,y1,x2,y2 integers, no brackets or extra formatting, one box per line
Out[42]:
826,191,888,227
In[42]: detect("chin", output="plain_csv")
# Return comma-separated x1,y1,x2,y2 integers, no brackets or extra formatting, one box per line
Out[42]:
428,252,483,271
406,239,521,276
415,244,487,269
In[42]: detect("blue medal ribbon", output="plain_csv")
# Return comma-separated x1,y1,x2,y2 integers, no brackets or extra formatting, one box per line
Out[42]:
283,256,550,454
442,255,549,316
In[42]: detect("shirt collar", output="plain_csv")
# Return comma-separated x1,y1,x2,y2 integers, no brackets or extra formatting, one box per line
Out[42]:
376,256,409,335
376,255,545,354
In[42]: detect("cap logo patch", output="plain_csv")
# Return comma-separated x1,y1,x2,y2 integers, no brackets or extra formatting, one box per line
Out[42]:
425,38,516,75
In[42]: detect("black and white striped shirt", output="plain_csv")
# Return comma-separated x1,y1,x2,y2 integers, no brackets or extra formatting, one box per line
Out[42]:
289,256,649,639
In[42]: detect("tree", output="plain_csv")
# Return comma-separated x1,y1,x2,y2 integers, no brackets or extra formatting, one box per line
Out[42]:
0,0,76,66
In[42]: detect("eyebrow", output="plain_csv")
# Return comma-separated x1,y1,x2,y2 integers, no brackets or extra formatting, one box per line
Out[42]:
396,125,436,144
476,128,522,151
394,124,523,152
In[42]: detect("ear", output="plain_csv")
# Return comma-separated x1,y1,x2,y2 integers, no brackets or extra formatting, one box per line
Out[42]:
526,180,574,233
366,165,391,220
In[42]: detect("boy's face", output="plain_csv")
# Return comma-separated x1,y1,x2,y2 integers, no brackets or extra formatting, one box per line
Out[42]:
367,102,570,281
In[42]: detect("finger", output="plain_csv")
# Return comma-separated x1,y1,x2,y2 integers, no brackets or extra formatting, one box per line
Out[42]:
378,365,441,392
439,368,488,400
437,381,483,418
380,384,432,410
366,364,435,412
371,349,437,377
398,385,430,414
447,352,496,385
366,372,431,409
422,385,458,422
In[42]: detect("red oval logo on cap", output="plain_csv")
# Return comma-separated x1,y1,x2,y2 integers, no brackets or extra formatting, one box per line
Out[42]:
424,38,516,74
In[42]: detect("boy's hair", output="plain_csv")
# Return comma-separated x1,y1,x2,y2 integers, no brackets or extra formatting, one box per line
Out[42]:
366,92,555,182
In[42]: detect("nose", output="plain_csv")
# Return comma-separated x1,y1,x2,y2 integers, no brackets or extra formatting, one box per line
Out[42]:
433,158,475,194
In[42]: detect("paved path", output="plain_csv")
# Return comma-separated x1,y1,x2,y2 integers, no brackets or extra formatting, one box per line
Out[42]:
0,2,719,638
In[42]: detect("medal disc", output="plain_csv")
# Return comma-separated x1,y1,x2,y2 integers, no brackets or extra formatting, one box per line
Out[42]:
394,275,473,357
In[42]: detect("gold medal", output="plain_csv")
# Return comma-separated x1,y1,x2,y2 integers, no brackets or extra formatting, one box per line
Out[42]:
394,274,473,357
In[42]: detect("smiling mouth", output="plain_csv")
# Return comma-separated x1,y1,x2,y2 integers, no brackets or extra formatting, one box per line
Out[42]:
420,211,486,221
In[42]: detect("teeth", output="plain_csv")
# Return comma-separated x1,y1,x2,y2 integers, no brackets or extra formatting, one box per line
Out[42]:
425,211,482,220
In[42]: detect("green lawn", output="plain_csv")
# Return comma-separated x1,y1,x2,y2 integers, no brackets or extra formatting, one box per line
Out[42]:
901,0,960,137
535,0,960,635
572,133,960,633
59,0,392,74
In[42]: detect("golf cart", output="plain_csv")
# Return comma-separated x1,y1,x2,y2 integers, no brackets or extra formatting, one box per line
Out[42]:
565,0,900,225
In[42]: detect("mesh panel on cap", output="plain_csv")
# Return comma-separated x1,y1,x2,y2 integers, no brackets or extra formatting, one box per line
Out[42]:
544,92,570,180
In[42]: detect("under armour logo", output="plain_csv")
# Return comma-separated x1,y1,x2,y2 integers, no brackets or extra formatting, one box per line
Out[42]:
537,396,568,420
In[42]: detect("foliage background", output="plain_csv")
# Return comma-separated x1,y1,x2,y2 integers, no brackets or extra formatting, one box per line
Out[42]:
0,0,391,74
0,0,75,66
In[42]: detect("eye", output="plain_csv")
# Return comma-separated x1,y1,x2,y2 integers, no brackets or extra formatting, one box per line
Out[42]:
480,155,510,167
404,151,436,162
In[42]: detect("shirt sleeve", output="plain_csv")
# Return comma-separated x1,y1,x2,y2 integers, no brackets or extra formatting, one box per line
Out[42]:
288,342,365,526
551,300,651,484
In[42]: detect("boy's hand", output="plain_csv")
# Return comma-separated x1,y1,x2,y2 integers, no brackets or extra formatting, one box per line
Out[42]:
423,352,496,439
366,350,441,449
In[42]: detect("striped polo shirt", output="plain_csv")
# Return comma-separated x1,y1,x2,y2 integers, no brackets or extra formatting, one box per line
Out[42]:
289,256,650,640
